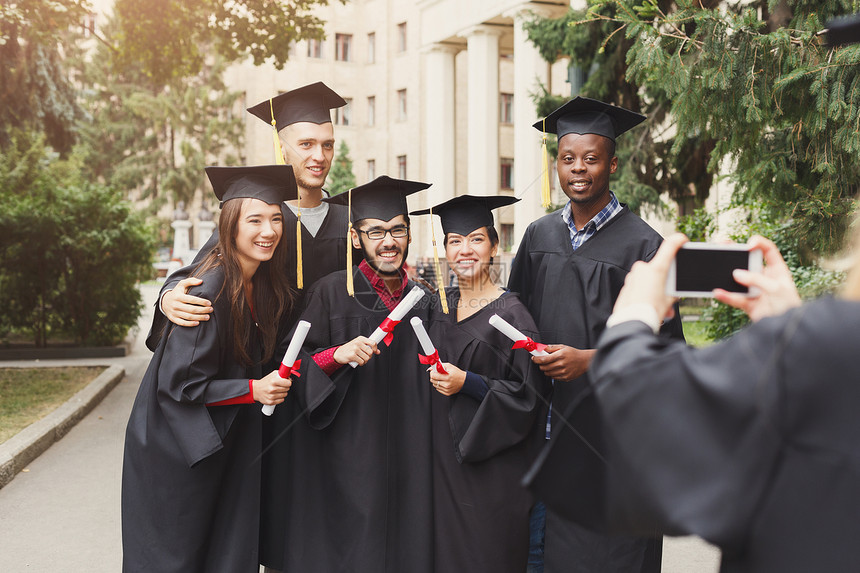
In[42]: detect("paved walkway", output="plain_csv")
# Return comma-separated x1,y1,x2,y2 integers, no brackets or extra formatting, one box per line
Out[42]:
0,283,721,572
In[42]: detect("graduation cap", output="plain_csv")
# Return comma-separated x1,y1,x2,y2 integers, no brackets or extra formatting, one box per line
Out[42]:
825,13,860,46
411,195,519,236
246,81,347,132
411,195,519,314
326,176,430,223
532,96,646,208
533,96,646,142
205,165,297,207
325,175,431,296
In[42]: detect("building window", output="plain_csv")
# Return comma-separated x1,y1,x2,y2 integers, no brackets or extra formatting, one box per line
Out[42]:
335,34,352,62
307,39,324,59
500,224,514,252
500,93,514,124
367,159,376,181
397,89,407,121
334,98,352,126
367,96,376,126
500,158,514,190
397,22,407,52
397,155,407,179
367,32,376,63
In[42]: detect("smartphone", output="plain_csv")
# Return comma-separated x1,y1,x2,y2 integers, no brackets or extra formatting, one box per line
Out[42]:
666,243,763,297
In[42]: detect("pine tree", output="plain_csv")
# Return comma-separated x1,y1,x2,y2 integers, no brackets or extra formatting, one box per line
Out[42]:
526,0,860,256
327,141,357,196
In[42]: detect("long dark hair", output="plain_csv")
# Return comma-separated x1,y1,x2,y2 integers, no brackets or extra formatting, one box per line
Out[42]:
192,199,293,366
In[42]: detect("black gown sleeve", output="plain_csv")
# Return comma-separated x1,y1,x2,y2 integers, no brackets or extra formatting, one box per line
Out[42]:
449,301,551,463
588,317,789,548
506,224,533,306
453,354,547,462
145,229,220,351
155,302,253,467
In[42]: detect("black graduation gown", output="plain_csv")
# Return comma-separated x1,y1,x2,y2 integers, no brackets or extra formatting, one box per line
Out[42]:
544,298,860,573
145,201,352,352
271,267,436,573
508,205,685,573
428,290,552,573
122,266,263,573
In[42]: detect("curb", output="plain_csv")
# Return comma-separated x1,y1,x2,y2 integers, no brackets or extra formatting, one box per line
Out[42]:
0,364,126,490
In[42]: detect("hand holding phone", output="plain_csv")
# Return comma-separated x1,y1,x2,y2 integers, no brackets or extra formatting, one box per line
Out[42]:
713,236,802,322
666,243,763,298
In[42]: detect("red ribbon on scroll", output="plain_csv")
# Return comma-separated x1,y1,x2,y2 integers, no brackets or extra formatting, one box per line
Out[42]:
278,359,302,379
418,350,448,374
512,337,547,354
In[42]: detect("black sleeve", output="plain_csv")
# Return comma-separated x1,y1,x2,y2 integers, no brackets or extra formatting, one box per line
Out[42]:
506,226,532,307
145,230,220,351
588,318,787,547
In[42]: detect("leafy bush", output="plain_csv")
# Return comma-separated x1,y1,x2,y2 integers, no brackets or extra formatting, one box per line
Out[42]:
0,133,155,346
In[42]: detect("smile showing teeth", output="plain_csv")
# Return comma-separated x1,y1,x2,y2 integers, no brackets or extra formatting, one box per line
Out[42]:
255,242,274,248
571,181,590,189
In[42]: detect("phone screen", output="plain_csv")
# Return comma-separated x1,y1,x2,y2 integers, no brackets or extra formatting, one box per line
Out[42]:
675,248,750,293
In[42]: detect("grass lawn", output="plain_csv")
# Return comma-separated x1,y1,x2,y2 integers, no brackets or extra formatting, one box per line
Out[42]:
682,320,713,347
0,366,107,445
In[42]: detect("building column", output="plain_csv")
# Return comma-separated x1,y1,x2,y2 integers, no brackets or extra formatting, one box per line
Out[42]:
465,25,502,196
420,43,458,267
509,8,553,250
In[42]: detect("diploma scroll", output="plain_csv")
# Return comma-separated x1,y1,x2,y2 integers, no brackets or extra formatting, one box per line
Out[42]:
409,317,448,374
349,286,425,368
262,320,311,416
488,314,549,357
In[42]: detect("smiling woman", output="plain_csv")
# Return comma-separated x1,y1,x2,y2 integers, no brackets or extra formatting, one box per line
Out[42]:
410,195,552,572
121,164,297,573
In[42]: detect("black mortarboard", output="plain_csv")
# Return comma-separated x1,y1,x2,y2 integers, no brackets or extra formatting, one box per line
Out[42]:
826,13,860,46
246,82,347,130
325,175,431,223
533,96,646,142
411,195,520,236
205,165,297,207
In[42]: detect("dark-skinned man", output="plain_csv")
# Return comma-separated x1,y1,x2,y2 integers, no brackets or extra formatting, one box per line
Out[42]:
507,97,685,573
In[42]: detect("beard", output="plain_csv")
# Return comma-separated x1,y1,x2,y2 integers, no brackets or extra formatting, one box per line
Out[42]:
360,239,409,277
295,170,326,193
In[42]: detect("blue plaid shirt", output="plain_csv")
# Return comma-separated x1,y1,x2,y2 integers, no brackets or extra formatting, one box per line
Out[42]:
544,192,624,439
561,191,623,251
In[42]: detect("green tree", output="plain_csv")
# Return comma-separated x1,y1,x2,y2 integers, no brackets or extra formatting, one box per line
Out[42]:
0,132,155,346
528,0,860,256
73,16,244,211
0,0,90,152
112,0,343,86
327,141,357,196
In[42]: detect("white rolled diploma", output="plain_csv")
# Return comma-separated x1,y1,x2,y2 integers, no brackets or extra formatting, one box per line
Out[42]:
488,314,549,357
409,316,436,356
410,316,448,375
262,320,311,416
349,285,425,368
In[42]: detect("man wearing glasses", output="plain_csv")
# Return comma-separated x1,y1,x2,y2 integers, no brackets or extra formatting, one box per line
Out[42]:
267,176,441,573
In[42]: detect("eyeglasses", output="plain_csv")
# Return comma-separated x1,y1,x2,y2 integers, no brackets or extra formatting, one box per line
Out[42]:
357,226,409,240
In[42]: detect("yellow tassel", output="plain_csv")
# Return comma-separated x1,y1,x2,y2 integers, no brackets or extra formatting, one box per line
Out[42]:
270,99,285,165
540,119,552,209
346,188,354,297
295,208,304,289
429,206,448,314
